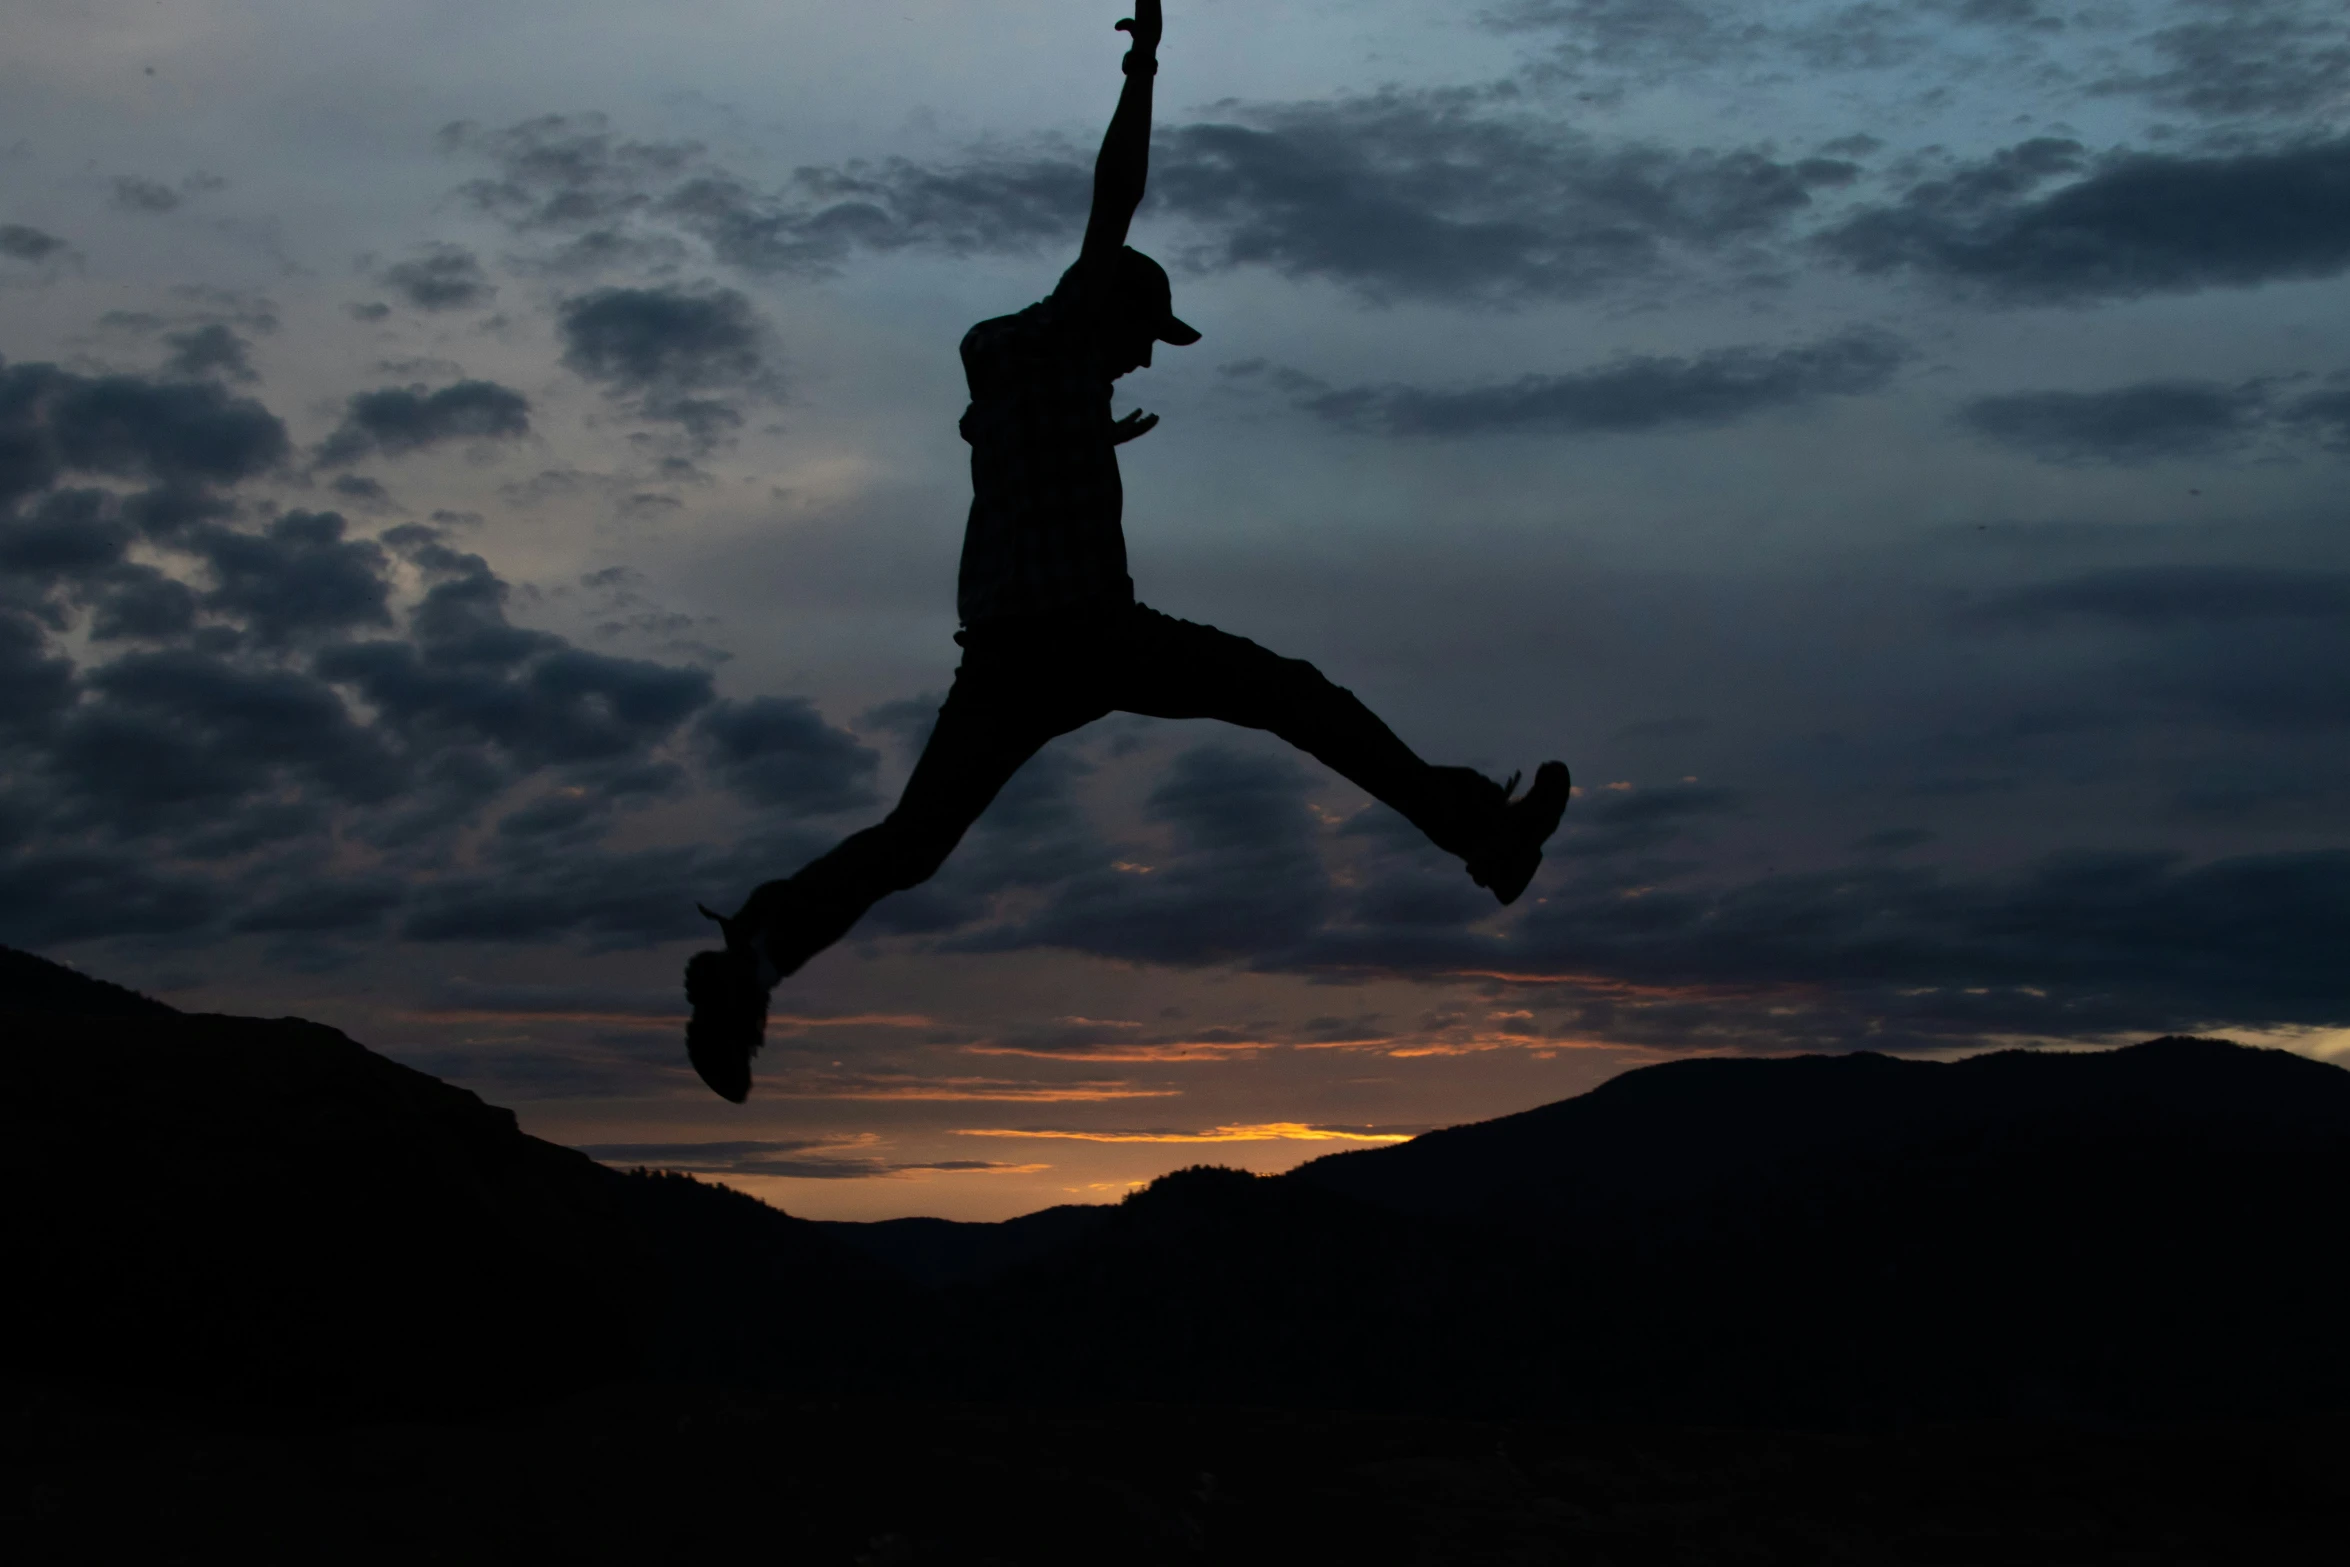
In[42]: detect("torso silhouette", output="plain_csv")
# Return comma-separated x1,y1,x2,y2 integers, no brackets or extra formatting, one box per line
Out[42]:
956,262,1134,625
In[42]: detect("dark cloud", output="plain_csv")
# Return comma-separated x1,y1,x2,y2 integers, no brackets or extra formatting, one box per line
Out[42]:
85,564,198,643
1503,847,2350,1039
447,110,1080,275
327,473,393,509
0,486,133,582
397,836,760,948
0,360,287,508
228,877,406,935
961,745,1333,967
292,535,717,817
0,847,223,946
697,696,880,815
46,648,400,838
0,365,802,953
0,609,75,735
558,286,762,387
1852,827,1937,854
555,285,768,443
0,224,69,263
2101,7,2350,119
576,1137,843,1166
1960,379,2270,463
110,175,181,214
493,788,618,842
2282,385,2350,449
572,1138,1035,1179
454,99,1858,304
1484,0,1751,66
377,245,495,311
863,745,1107,939
161,323,257,383
1960,371,2350,463
319,605,713,771
1244,844,2350,1052
1969,566,2350,629
665,156,1091,275
1821,135,2350,303
442,114,705,235
317,379,532,464
194,509,392,645
1290,329,1908,436
1566,783,1747,857
1943,567,2350,742
1150,93,1858,302
1484,0,2069,81
856,691,944,754
1616,716,1710,742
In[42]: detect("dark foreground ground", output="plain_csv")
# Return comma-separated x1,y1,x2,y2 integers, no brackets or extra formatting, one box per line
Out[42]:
12,1378,2349,1566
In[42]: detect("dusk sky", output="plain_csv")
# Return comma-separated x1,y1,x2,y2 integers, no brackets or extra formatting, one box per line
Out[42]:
5,0,2345,1219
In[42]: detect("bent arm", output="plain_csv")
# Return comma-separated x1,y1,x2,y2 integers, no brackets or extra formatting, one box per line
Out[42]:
1080,1,1161,264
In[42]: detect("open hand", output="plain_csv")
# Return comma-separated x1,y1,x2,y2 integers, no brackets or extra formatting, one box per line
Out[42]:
1115,0,1163,56
1111,408,1159,445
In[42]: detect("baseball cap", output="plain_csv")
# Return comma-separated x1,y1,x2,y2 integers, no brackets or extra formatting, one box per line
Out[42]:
1111,246,1201,345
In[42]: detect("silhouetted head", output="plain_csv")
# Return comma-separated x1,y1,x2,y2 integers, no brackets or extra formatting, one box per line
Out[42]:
1073,246,1199,379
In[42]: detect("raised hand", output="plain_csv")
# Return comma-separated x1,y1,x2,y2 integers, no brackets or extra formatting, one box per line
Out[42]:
1115,0,1163,57
1111,408,1160,445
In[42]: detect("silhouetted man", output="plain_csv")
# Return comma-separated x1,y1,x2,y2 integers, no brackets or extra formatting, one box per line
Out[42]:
685,1,1570,1101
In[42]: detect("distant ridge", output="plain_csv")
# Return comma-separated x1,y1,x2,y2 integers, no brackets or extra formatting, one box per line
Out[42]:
931,1037,2350,1423
1291,1036,2350,1221
0,944,177,1017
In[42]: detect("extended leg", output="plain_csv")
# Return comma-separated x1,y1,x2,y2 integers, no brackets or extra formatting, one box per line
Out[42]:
685,637,1103,1101
734,679,1074,976
1111,606,1569,894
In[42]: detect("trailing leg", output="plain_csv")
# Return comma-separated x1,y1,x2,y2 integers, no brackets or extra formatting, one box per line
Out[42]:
683,655,1083,1102
1116,607,1571,905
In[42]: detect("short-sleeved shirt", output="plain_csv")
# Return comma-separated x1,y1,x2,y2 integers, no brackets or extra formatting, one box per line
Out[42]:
955,260,1133,625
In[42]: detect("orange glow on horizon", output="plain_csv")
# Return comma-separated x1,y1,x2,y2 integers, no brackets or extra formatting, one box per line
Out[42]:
954,1122,1414,1144
404,1009,934,1030
962,1039,1278,1061
1441,970,1797,1002
769,1078,1179,1102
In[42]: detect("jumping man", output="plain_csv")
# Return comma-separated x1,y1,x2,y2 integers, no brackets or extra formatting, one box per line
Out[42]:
684,1,1571,1101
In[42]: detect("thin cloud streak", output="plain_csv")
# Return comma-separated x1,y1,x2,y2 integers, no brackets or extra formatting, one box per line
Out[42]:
954,1122,1415,1144
770,1078,1181,1103
405,1008,934,1029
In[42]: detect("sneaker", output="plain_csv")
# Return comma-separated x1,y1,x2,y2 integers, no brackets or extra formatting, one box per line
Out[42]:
1465,761,1571,906
684,938,767,1104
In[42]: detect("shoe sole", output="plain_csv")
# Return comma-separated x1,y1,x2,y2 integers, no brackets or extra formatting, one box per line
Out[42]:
684,948,766,1103
1471,761,1571,906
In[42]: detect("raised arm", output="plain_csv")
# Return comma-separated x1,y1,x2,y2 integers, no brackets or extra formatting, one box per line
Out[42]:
1080,0,1162,264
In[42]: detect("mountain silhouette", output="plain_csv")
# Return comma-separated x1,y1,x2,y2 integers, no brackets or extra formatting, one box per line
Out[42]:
13,941,2350,1434
1294,1037,2350,1221
815,1202,1114,1289
915,1038,2350,1424
616,1166,920,1390
3,945,659,1416
0,943,178,1017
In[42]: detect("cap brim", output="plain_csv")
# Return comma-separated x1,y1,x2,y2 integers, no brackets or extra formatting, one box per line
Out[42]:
1158,315,1202,346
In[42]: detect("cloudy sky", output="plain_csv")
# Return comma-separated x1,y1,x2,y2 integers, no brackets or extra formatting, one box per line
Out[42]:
5,0,2345,1219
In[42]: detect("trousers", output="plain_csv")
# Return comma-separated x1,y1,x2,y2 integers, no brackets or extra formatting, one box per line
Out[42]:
743,602,1476,966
